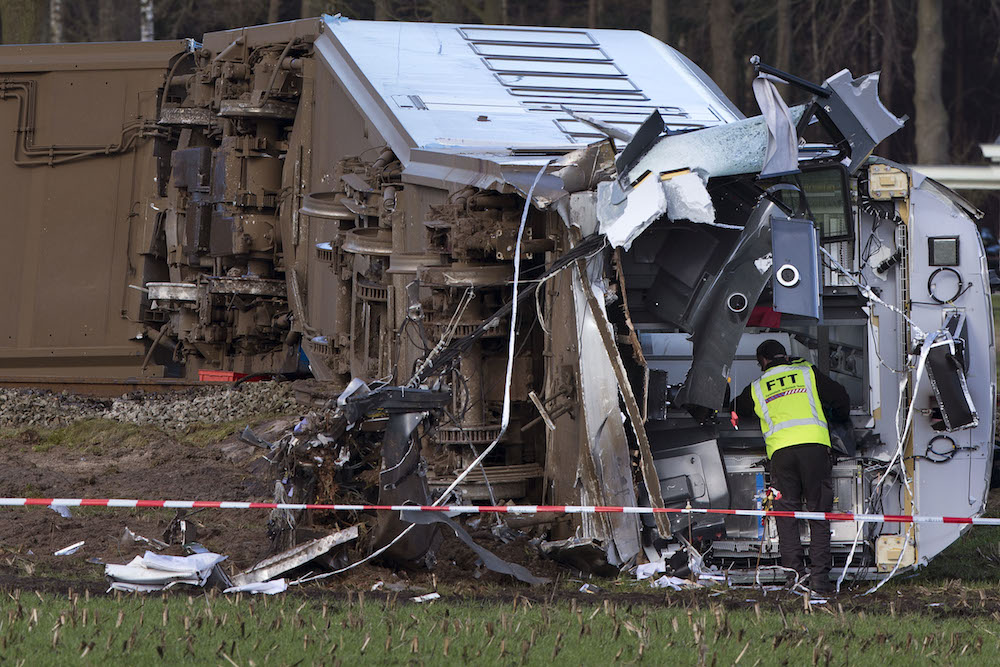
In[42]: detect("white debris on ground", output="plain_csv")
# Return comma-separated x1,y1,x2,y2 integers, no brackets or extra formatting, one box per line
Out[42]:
224,579,289,595
105,550,228,593
0,382,296,430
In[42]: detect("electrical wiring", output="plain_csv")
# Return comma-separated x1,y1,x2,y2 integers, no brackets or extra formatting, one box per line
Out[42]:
926,266,972,304
906,434,979,464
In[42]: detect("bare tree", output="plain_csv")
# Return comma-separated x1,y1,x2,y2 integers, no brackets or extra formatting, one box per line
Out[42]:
650,0,667,42
546,0,561,26
375,0,391,20
913,0,949,163
775,0,790,71
466,0,505,25
98,0,114,41
431,0,460,22
0,0,44,43
49,0,62,42
268,0,281,23
139,0,154,40
587,0,601,28
708,0,736,102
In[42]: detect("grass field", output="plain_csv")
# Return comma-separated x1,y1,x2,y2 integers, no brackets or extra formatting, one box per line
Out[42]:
0,589,997,666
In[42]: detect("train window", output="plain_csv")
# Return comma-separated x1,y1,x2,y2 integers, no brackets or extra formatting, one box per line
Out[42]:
763,165,853,243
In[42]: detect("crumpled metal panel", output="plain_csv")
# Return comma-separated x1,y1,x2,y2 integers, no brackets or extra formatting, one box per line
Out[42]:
566,198,642,566
401,510,550,585
571,256,642,566
821,70,905,173
668,200,783,411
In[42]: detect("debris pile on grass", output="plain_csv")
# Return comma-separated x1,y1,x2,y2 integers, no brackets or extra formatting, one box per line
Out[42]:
0,382,297,430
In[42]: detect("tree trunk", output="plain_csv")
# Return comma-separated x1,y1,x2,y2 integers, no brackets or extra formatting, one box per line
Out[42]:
587,0,601,28
482,0,505,24
98,0,114,41
546,0,561,26
708,0,736,102
878,0,895,114
431,0,460,22
49,0,62,42
913,0,949,163
650,0,668,42
374,0,390,20
139,0,154,41
0,0,44,43
809,0,820,83
775,0,790,71
300,0,311,18
268,0,280,23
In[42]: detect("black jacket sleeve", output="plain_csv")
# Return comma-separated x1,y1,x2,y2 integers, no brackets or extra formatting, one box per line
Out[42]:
814,367,851,423
734,383,758,420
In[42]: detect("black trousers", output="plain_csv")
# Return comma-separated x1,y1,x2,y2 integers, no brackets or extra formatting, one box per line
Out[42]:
770,443,833,581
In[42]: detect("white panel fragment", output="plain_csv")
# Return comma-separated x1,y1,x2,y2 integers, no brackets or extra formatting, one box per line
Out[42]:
598,172,716,250
662,172,715,224
597,177,667,250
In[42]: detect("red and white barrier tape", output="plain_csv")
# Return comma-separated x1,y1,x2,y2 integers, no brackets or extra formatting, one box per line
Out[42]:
0,497,996,526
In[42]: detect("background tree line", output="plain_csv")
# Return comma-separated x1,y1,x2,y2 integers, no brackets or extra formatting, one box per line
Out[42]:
1,0,998,170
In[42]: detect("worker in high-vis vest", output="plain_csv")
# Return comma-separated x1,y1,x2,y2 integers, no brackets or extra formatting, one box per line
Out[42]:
734,339,850,596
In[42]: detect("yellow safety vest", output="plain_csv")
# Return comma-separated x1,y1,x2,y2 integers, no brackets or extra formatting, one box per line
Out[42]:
750,359,831,459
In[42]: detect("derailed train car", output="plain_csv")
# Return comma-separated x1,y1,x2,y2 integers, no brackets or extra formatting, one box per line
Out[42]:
0,17,994,582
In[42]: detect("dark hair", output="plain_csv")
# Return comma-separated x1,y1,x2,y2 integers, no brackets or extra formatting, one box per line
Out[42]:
756,339,787,361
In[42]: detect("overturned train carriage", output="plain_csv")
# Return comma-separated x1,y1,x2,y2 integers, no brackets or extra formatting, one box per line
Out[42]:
0,17,994,579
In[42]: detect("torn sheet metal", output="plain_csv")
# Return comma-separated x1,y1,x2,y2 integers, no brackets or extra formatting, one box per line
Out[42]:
669,200,781,411
569,224,642,566
231,525,359,587
224,579,288,595
400,510,549,585
239,425,274,449
560,105,634,143
820,70,905,173
105,551,227,590
539,537,618,577
122,526,168,550
54,541,84,556
373,412,439,564
575,254,671,539
49,504,71,518
411,592,442,603
650,575,698,590
925,334,979,431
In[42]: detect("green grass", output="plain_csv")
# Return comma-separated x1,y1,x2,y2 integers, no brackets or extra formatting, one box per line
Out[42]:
0,590,995,665
28,419,154,453
2,414,290,453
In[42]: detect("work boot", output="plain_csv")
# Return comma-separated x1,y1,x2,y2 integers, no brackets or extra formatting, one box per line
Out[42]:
785,569,807,588
808,576,835,597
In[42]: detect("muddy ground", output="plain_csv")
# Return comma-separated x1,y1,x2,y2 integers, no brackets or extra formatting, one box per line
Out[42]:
0,411,565,597
0,391,999,618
